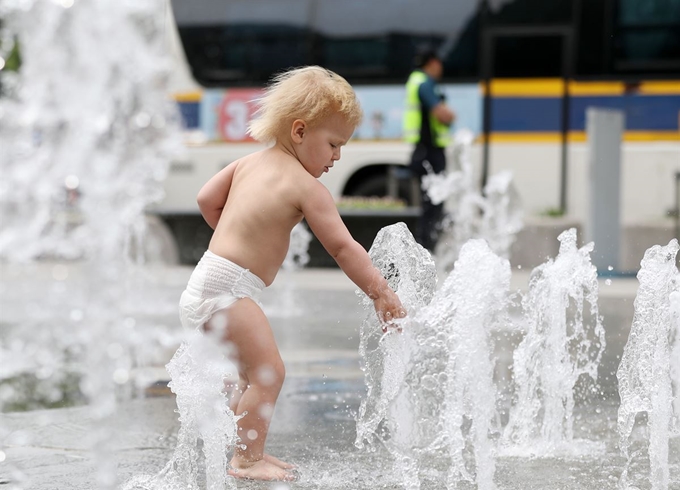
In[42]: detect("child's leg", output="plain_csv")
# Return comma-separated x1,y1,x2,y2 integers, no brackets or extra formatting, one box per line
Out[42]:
227,376,293,471
209,298,294,481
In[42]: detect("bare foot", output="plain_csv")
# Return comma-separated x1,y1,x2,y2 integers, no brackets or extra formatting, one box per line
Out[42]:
228,458,297,482
264,453,295,469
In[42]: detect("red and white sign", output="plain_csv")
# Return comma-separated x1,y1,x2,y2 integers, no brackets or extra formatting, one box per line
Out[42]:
217,88,263,142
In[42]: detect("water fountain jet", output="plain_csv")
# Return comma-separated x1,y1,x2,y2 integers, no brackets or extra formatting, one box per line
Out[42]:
617,239,680,490
502,228,606,456
356,223,510,490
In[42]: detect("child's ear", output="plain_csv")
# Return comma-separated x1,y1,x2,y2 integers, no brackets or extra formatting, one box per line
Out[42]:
291,119,305,143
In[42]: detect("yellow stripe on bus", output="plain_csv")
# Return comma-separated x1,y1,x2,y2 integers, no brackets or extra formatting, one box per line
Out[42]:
483,79,565,97
481,79,680,97
623,130,680,141
173,91,203,102
485,131,680,143
638,81,680,95
568,81,625,96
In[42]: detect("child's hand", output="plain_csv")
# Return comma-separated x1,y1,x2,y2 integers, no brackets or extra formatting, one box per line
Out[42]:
373,288,407,333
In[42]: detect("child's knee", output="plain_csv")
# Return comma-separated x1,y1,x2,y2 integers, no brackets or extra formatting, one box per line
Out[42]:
255,360,285,389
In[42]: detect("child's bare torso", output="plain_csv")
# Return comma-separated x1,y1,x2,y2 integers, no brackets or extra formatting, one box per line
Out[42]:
208,148,314,286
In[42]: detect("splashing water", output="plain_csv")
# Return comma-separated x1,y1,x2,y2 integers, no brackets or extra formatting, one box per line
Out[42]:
479,171,524,261
0,0,183,487
423,130,523,273
282,222,313,271
268,222,313,317
617,239,680,490
672,291,680,436
0,0,179,263
356,223,511,490
502,228,606,455
355,222,437,455
123,328,240,490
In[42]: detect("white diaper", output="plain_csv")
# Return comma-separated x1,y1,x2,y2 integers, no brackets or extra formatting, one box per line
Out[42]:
178,250,266,331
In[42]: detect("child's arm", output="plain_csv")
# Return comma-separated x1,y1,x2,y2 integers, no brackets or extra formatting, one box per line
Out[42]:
302,183,406,324
196,162,238,230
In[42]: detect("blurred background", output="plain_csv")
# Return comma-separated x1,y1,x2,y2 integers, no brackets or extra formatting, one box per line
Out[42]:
154,0,679,271
4,0,678,269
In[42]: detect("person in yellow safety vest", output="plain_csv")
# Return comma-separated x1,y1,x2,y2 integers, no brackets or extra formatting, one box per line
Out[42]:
403,47,455,252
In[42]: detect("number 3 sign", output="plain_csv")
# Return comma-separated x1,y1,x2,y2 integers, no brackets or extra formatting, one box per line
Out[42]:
217,89,262,142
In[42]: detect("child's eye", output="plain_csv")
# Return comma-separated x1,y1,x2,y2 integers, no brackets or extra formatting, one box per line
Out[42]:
330,144,337,149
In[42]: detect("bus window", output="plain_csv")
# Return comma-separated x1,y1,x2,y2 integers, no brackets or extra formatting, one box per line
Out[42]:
614,0,680,73
170,0,480,86
493,35,565,78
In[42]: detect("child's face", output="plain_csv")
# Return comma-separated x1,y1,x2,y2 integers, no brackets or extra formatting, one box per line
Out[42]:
294,113,354,178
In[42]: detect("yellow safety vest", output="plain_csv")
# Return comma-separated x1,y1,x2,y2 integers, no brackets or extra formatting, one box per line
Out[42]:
402,71,450,148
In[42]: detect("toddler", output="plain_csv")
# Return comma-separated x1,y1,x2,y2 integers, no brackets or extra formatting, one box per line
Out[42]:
178,66,406,482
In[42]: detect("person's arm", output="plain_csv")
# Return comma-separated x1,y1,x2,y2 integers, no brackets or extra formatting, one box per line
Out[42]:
196,162,238,230
419,81,455,126
432,102,455,126
302,182,406,324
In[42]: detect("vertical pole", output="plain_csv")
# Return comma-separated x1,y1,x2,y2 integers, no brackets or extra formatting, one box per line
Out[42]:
559,31,572,214
602,0,615,74
585,108,624,272
480,0,491,191
559,68,570,214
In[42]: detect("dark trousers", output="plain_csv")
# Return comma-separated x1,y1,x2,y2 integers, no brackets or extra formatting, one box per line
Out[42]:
409,144,446,252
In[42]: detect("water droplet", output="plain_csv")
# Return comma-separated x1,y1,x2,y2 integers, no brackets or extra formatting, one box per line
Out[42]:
134,112,151,128
255,365,276,386
605,279,612,286
64,174,79,190
607,265,613,271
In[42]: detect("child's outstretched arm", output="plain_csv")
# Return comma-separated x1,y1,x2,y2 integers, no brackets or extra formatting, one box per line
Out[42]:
302,183,406,325
197,162,239,229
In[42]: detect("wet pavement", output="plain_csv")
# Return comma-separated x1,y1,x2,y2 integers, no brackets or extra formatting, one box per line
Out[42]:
1,265,679,489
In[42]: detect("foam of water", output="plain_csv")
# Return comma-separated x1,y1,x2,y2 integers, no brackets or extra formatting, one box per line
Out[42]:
617,239,680,490
356,223,511,490
502,228,606,456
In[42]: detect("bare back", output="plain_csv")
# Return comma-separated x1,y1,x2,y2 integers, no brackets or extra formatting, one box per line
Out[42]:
208,148,315,286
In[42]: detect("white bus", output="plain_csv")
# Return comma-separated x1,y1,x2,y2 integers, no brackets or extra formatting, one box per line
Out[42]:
158,0,680,227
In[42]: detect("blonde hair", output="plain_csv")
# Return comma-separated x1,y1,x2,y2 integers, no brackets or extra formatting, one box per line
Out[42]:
248,66,363,143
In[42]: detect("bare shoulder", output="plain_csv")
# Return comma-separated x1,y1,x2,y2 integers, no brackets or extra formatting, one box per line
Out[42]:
299,177,337,219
